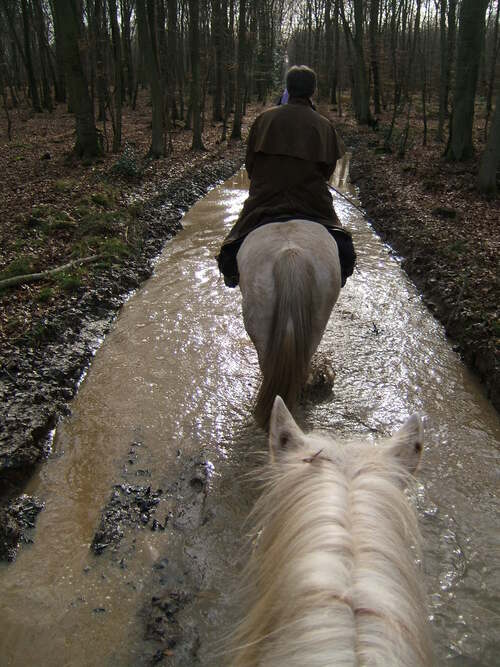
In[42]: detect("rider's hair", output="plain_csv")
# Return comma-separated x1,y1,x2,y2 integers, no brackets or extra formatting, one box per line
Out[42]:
286,65,316,99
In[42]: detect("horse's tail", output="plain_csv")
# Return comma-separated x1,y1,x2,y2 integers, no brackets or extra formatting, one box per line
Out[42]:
254,248,316,429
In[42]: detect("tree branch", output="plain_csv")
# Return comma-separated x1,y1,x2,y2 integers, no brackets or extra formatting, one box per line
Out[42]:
0,254,111,289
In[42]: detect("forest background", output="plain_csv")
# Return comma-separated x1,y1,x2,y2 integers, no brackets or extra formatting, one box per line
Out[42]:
0,0,498,495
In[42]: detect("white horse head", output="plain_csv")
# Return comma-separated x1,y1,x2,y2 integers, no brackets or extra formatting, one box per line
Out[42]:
229,397,432,667
237,220,341,428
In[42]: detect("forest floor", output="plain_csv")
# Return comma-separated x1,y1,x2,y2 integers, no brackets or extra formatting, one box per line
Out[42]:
0,94,498,559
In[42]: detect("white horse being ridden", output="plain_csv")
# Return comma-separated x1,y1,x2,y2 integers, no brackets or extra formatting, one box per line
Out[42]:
237,221,341,428
230,397,432,667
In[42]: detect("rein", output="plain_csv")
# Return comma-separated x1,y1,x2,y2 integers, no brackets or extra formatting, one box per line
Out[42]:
301,449,325,463
328,183,370,220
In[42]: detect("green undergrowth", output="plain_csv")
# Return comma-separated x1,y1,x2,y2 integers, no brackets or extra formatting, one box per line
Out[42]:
3,180,146,292
111,144,146,180
0,255,38,279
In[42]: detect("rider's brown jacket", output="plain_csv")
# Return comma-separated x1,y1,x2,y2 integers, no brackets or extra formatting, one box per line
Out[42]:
220,97,345,251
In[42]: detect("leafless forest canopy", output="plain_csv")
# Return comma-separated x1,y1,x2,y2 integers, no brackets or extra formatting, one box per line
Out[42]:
0,0,499,191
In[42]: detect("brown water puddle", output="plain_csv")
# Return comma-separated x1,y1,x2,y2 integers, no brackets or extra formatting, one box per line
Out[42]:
0,167,499,666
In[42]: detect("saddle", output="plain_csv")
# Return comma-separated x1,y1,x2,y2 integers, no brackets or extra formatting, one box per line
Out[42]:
217,217,356,288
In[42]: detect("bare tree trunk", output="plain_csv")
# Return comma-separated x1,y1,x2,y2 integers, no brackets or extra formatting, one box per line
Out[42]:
211,0,224,121
256,0,272,102
94,0,107,122
32,0,53,112
227,0,235,113
245,0,257,106
307,0,312,64
0,38,12,139
120,0,135,104
331,0,340,106
477,85,500,195
0,17,18,109
446,0,489,161
341,0,372,125
157,0,169,126
167,0,178,123
438,0,448,141
48,0,66,102
445,0,457,115
108,0,122,151
399,0,422,157
136,0,166,157
52,0,101,158
220,0,231,140
20,0,41,112
384,0,402,149
485,0,500,135
231,0,246,139
177,0,186,121
189,0,205,149
369,0,381,116
323,0,333,101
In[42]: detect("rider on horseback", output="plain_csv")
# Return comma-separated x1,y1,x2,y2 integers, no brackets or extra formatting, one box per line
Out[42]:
217,65,356,288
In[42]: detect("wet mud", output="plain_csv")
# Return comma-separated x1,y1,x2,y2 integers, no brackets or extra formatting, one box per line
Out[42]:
0,152,245,556
89,432,226,664
0,494,44,561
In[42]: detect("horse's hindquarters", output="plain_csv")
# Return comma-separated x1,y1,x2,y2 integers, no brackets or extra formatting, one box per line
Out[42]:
237,220,341,426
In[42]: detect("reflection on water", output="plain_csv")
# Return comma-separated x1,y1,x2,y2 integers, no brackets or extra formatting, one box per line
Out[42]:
0,168,499,666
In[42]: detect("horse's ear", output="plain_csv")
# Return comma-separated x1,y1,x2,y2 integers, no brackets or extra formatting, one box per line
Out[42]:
269,396,304,461
386,414,424,474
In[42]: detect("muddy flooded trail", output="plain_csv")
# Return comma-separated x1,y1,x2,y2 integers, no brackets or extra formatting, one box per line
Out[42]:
1,169,499,666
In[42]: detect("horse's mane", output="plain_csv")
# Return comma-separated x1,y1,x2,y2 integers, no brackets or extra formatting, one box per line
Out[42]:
229,435,432,666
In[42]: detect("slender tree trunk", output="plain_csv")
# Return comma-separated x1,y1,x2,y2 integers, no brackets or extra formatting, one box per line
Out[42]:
245,0,257,107
344,0,372,125
94,0,107,122
384,0,402,148
485,0,500,134
52,0,101,157
399,0,422,156
212,0,223,121
369,0,381,116
227,0,235,113
220,0,231,140
120,0,135,104
231,0,246,139
323,0,333,101
20,0,41,112
108,0,122,151
477,85,500,195
446,0,489,161
0,38,12,139
189,0,204,149
438,0,448,141
157,0,169,126
136,0,166,157
331,0,340,106
32,0,53,111
178,0,186,120
167,0,178,122
48,0,66,102
445,0,457,114
256,0,271,102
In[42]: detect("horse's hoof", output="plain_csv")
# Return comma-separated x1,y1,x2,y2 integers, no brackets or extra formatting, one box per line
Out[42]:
304,355,335,402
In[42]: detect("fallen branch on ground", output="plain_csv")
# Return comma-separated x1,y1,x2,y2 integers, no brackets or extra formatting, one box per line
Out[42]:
0,254,113,290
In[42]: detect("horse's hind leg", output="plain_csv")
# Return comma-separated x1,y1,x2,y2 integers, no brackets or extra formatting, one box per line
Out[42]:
304,351,336,402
